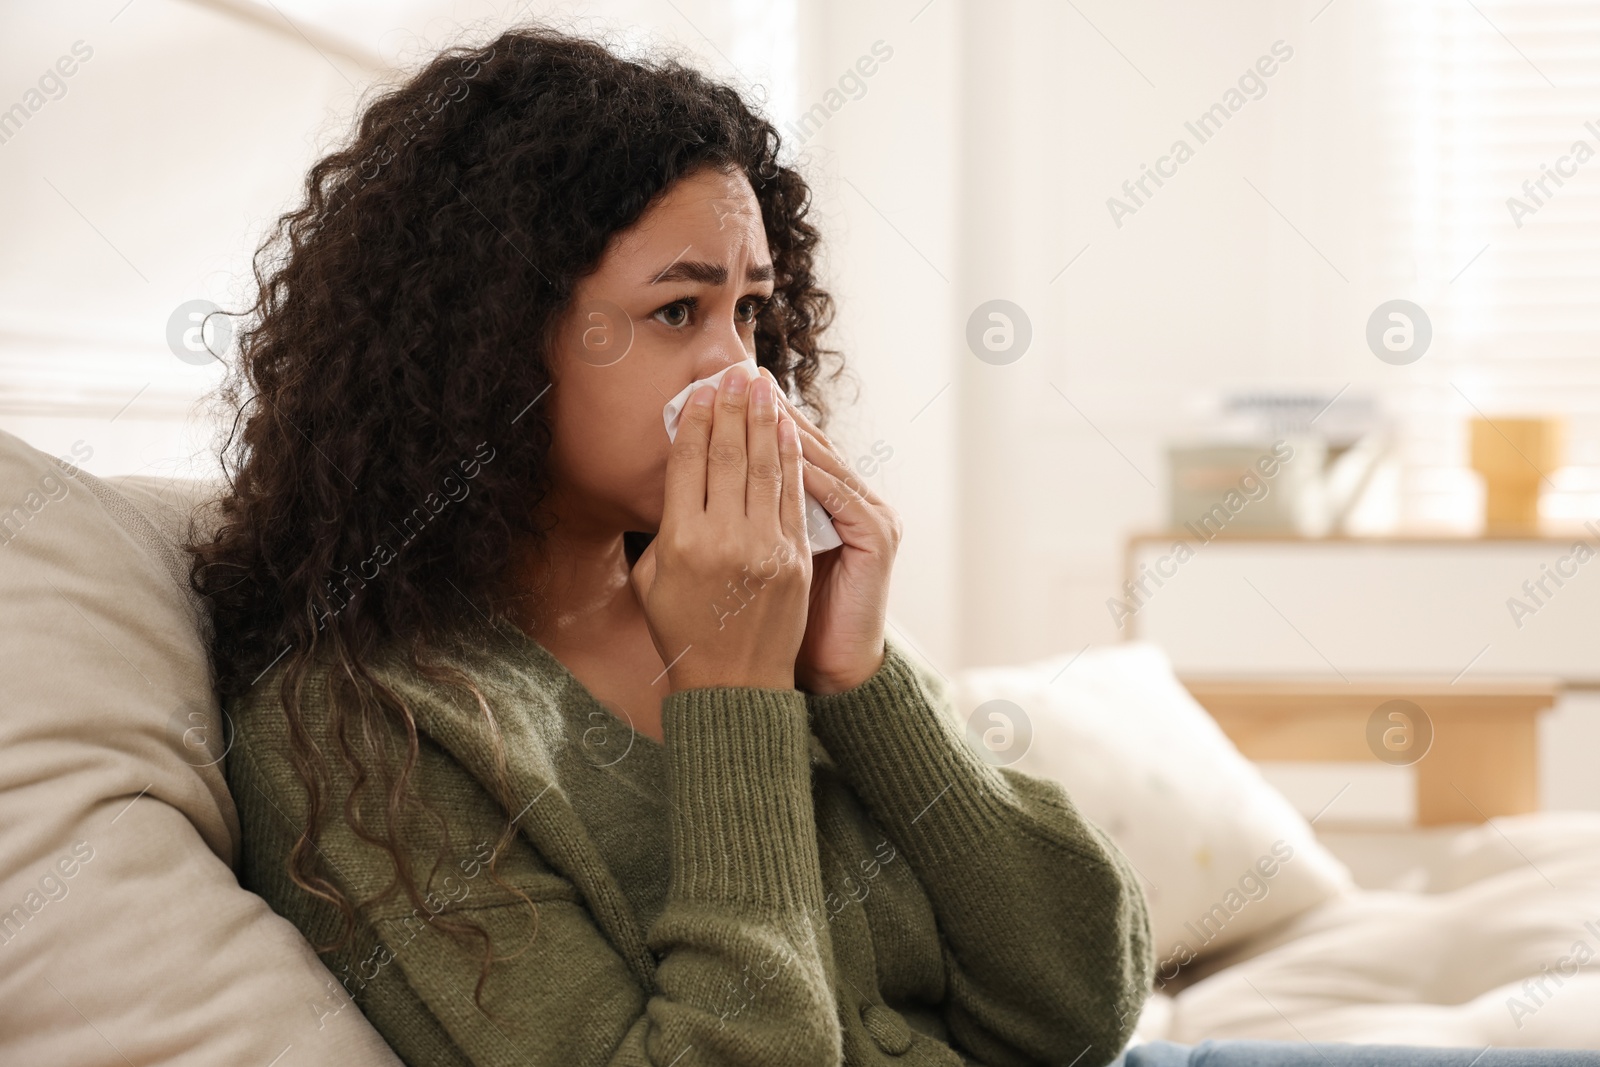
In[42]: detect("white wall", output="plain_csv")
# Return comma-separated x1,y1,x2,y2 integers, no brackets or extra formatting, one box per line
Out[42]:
0,2,368,480
943,1,1401,667
790,0,963,670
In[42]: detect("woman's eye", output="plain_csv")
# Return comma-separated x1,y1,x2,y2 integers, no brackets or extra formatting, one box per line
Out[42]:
653,302,692,328
652,296,767,330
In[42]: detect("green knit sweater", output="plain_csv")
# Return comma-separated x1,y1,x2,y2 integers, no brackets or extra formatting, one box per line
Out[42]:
226,617,1152,1066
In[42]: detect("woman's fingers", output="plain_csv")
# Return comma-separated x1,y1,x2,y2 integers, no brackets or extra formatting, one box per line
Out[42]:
757,367,885,507
798,456,879,543
664,384,715,525
756,368,831,452
776,410,805,547
745,374,784,526
706,364,753,522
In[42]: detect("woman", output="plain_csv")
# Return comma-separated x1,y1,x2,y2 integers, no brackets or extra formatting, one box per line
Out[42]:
191,26,1151,1067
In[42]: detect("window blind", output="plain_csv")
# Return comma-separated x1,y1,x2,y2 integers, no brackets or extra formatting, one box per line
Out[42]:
1381,0,1600,526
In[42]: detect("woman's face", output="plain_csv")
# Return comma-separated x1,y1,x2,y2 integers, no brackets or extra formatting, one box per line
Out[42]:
544,165,775,535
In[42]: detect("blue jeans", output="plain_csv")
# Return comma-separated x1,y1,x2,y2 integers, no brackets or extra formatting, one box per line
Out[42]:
1111,1040,1600,1066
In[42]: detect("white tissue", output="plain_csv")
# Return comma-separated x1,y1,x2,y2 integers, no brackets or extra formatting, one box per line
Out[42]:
662,357,844,554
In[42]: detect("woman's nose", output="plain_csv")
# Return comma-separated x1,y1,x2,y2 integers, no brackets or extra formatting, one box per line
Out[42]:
689,310,753,378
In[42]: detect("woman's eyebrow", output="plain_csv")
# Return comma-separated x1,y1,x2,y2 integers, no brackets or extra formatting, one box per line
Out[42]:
648,260,776,285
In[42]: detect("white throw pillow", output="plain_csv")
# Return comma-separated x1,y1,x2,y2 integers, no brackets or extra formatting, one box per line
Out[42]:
952,642,1354,980
0,427,399,1065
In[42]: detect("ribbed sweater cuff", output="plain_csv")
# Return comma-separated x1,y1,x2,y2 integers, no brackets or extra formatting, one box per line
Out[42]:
660,685,824,912
806,639,1013,844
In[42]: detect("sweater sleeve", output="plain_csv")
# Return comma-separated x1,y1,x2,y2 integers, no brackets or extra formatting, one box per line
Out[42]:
804,637,1153,1067
644,685,843,1064
228,675,843,1067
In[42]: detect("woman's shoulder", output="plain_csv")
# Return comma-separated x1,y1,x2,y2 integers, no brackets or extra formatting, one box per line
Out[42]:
223,616,579,805
222,619,579,907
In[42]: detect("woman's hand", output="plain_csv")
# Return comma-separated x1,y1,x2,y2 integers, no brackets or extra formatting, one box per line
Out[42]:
630,364,812,692
758,367,901,695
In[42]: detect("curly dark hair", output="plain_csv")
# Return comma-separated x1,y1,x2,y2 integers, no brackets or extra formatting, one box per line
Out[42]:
186,24,843,1005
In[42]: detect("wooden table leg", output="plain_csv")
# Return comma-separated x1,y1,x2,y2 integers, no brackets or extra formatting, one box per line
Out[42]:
1184,682,1554,827
1415,710,1539,826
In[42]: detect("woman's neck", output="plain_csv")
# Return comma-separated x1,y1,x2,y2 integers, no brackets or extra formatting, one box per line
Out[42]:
506,527,639,648
505,524,673,745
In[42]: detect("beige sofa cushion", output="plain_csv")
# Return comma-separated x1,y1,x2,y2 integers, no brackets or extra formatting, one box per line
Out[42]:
0,427,399,1065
